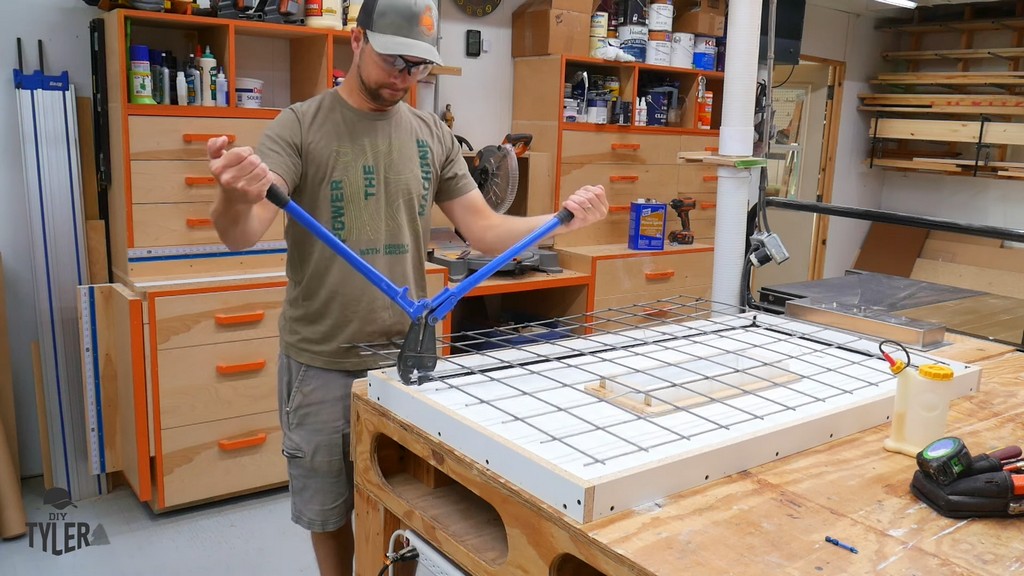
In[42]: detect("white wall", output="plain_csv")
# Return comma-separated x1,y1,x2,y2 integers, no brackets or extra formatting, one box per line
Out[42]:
795,2,886,278
1,0,100,477
428,0,531,149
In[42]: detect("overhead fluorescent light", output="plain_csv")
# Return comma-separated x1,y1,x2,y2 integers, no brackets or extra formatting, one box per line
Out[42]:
874,0,917,8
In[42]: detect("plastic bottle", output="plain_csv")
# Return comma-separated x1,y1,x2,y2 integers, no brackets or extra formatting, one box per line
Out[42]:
199,45,217,107
160,52,171,105
176,71,188,107
186,54,200,105
166,55,178,105
148,49,163,105
635,97,647,127
883,363,956,457
215,68,228,107
128,45,157,105
306,0,345,30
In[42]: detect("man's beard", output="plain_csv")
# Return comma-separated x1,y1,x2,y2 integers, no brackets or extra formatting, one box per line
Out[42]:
358,67,407,109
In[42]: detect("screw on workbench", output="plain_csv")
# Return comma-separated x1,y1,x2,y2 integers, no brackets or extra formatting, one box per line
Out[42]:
825,536,859,554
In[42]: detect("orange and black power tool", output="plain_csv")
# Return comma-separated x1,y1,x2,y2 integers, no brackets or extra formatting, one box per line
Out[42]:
667,197,697,245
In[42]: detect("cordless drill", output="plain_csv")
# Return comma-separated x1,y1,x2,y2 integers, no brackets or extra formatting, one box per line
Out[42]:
667,197,697,245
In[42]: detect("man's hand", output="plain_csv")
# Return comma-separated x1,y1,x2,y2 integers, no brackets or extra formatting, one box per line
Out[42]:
561,185,609,231
208,135,274,205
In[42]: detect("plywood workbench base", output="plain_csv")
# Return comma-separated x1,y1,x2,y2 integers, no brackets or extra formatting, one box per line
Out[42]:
352,337,1024,576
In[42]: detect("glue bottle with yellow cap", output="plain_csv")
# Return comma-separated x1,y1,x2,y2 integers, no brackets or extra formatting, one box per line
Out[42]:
883,356,956,457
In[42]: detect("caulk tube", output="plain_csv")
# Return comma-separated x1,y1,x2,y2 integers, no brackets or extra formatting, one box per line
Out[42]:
710,0,762,310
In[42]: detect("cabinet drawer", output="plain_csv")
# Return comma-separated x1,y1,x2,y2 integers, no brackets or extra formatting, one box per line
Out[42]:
154,286,285,350
157,338,279,429
131,202,284,248
594,251,714,300
559,164,678,205
561,132,681,165
678,165,719,194
131,161,218,204
129,116,270,160
593,286,712,326
160,410,286,508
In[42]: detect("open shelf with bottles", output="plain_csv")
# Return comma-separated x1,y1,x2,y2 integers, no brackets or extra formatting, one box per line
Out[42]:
111,10,358,117
561,56,722,133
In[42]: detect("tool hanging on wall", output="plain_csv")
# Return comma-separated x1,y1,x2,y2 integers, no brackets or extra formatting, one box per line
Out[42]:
263,184,574,386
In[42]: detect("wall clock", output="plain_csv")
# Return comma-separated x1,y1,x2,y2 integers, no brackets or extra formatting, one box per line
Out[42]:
453,0,501,17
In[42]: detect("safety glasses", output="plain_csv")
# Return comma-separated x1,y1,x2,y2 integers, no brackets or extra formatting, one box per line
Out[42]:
367,39,434,80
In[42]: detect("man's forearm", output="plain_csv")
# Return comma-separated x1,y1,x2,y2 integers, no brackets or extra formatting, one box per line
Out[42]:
211,197,272,251
470,213,563,256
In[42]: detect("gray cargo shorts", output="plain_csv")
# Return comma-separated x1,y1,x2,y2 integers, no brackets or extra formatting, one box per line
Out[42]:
278,352,366,532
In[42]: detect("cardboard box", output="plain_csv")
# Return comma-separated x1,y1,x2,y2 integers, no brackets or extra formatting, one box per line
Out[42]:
674,0,727,37
512,0,597,58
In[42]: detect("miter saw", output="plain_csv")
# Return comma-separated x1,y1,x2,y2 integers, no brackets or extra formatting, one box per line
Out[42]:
429,133,564,282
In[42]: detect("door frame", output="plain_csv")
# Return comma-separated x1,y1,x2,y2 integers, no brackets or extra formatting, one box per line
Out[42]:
797,55,845,280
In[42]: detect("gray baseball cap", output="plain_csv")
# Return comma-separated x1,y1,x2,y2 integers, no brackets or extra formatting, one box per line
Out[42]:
357,0,443,65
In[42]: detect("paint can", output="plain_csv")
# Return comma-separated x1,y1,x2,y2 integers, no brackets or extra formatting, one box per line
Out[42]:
645,31,672,66
617,0,648,26
618,25,648,63
591,11,610,37
605,77,620,99
235,77,264,108
643,88,672,126
648,0,674,31
670,32,695,68
693,36,717,71
628,199,667,251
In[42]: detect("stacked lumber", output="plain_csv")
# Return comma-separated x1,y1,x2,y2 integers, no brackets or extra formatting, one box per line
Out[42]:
871,71,1024,88
911,232,1024,299
858,93,1024,116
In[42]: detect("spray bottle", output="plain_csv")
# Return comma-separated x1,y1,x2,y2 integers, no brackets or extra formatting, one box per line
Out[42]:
128,45,157,105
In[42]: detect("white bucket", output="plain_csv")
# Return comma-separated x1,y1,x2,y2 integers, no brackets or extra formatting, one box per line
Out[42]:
645,32,672,66
670,32,695,68
648,2,674,32
235,77,264,108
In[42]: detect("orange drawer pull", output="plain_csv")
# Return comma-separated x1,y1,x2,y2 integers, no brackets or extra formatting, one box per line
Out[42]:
186,217,213,228
218,433,267,452
214,311,266,325
641,307,669,318
645,270,676,280
183,133,236,144
702,175,719,182
705,146,719,152
216,359,267,375
608,205,630,213
611,143,641,151
609,175,639,183
185,176,217,186
701,201,717,209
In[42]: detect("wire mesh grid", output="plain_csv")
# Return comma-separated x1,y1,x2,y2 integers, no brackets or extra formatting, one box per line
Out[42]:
357,294,901,479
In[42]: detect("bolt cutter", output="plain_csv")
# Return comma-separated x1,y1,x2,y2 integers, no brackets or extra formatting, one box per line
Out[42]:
265,183,574,385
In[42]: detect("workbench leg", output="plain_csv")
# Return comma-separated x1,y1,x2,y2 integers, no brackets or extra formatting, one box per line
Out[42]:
354,483,403,576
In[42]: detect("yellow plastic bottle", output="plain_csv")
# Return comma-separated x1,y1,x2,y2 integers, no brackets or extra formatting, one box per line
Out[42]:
883,363,955,457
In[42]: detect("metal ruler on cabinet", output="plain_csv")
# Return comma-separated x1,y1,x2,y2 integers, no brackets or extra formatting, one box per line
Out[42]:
127,240,287,262
79,286,105,475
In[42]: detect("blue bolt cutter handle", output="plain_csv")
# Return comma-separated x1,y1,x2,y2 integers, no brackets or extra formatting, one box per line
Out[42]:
265,183,574,385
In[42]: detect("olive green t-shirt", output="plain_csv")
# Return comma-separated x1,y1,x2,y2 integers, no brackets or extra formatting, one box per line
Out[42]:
258,89,476,370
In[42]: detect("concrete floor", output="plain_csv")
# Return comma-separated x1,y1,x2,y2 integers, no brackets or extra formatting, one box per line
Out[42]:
1,476,318,575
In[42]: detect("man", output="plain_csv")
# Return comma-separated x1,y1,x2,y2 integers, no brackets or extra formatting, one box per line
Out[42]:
207,0,608,573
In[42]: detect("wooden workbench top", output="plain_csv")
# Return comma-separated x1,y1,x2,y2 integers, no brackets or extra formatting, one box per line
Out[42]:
353,335,1023,575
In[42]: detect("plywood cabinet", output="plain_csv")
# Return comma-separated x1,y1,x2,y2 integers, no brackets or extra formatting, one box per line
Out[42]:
512,55,721,306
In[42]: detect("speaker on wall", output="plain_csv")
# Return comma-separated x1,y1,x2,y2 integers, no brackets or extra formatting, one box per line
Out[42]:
759,0,807,65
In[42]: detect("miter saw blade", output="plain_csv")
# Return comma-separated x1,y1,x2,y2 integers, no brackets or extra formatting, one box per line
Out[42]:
472,143,519,215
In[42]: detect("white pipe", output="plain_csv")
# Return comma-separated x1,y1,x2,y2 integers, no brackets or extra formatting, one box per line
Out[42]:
711,0,764,309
